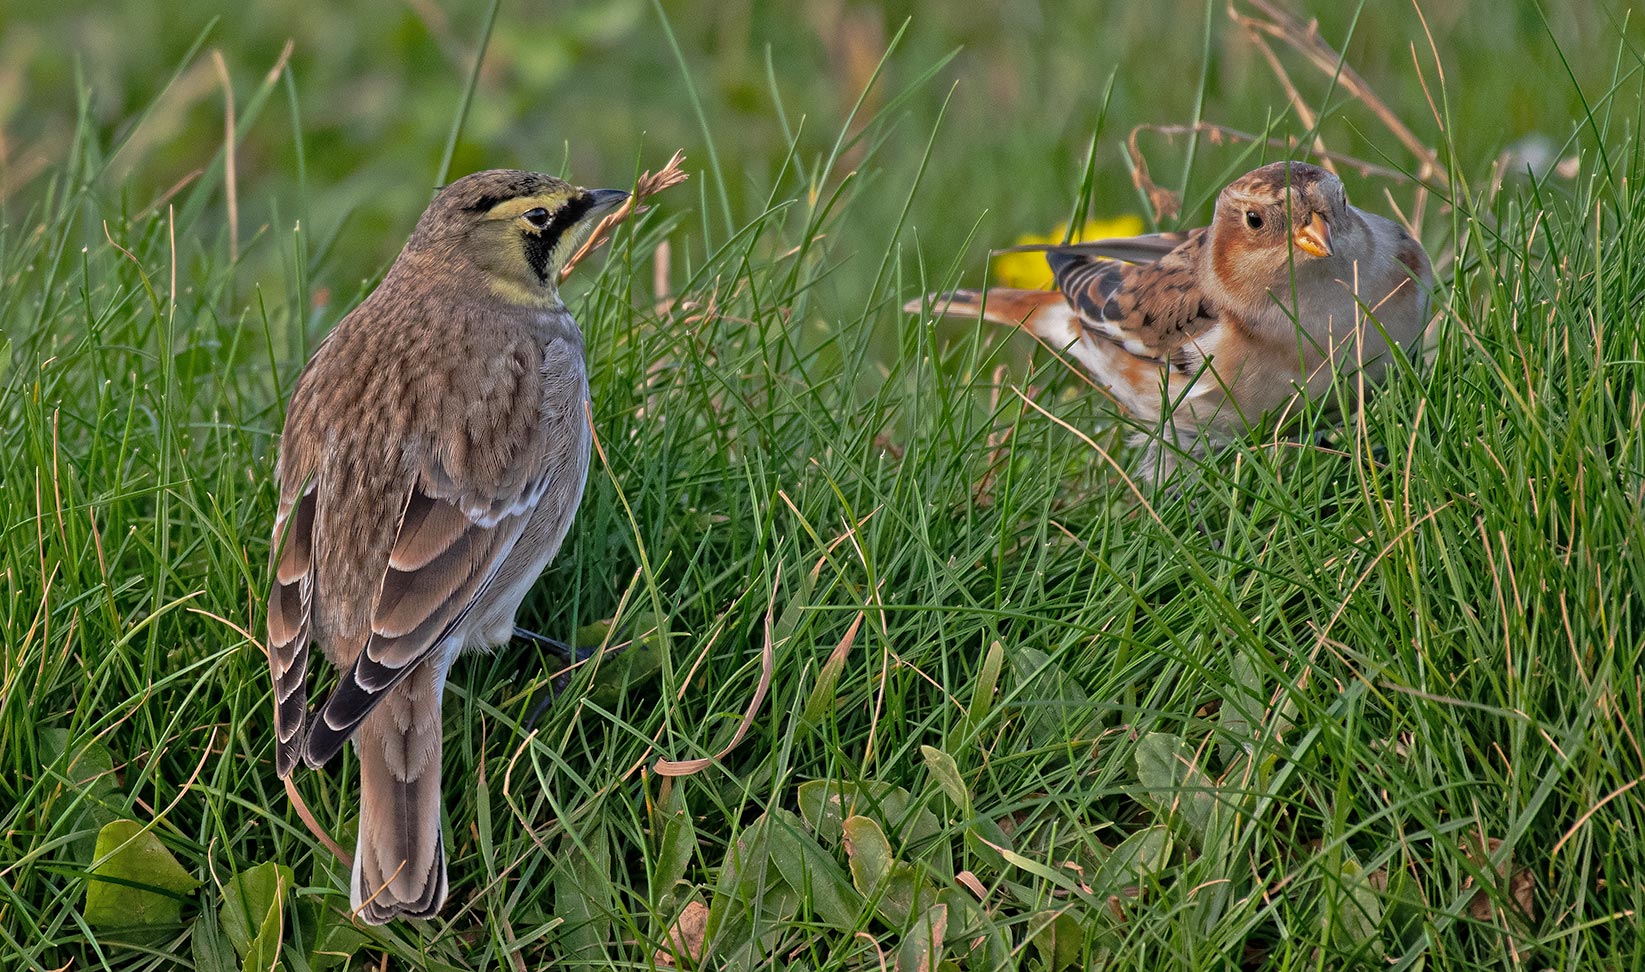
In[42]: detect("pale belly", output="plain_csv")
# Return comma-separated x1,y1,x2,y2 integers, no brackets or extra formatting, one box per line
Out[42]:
1180,275,1410,433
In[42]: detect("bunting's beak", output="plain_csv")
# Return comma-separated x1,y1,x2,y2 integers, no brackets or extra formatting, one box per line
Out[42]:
1293,211,1333,258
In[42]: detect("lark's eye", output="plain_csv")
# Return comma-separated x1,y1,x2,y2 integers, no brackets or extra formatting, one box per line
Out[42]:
1244,210,1264,230
521,207,551,230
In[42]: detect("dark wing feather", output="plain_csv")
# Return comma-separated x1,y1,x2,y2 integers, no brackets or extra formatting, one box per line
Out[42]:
1020,230,1196,266
267,478,316,778
1046,248,1130,337
1045,228,1218,370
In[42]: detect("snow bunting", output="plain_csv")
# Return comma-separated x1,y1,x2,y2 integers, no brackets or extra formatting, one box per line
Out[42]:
906,161,1433,481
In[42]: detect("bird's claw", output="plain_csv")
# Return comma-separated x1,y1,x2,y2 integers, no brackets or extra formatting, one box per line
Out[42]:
514,626,598,732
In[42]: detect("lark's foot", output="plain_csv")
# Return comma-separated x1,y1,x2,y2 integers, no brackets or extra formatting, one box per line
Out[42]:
514,626,597,732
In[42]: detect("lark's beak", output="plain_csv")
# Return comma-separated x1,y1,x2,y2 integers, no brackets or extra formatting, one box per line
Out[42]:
1293,211,1333,258
584,188,631,216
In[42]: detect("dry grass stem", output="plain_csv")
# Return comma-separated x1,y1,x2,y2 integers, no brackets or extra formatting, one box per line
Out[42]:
1125,2,1445,224
1228,0,1443,183
1125,122,1417,222
283,776,352,865
561,149,690,282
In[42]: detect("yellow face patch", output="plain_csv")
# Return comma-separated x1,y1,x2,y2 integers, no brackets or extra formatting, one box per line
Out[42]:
483,192,577,223
469,189,602,306
465,183,626,306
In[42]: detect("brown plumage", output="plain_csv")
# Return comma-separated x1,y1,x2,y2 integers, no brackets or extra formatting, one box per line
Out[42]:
907,162,1435,480
267,169,628,923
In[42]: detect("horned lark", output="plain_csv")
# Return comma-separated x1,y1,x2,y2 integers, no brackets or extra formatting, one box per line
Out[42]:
266,169,628,923
906,161,1433,480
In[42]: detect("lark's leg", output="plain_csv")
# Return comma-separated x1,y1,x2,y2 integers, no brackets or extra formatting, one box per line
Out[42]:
513,626,598,732
512,626,575,660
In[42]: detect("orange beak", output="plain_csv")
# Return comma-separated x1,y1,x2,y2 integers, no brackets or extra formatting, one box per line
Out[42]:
1293,211,1333,258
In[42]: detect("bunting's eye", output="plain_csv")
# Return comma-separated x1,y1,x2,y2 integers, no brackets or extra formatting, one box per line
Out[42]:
1244,210,1264,230
522,208,551,230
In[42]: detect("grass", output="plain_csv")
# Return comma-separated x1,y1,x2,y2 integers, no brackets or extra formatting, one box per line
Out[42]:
3,1,1645,969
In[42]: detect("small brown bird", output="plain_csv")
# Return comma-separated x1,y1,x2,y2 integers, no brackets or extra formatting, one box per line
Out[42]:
266,169,628,923
906,161,1433,480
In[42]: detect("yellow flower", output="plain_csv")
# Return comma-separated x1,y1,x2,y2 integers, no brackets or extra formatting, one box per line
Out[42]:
989,214,1147,289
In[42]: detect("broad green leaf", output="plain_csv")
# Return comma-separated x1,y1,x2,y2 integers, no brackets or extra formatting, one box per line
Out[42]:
796,780,949,876
220,860,292,970
920,745,970,815
41,728,122,861
843,814,894,894
573,617,616,647
652,796,698,910
555,823,614,957
1030,910,1085,972
1092,825,1171,896
961,815,1013,874
845,813,946,927
1379,864,1430,959
938,890,1011,966
713,811,776,903
796,779,845,844
709,904,795,972
896,902,948,972
582,611,669,707
766,808,862,929
705,811,783,949
961,640,1005,744
881,863,940,930
84,819,201,929
705,813,799,970
1218,650,1265,768
296,899,372,972
799,779,888,845
190,906,238,972
41,729,119,816
1326,857,1384,956
1133,731,1216,842
1008,648,1098,749
800,616,857,729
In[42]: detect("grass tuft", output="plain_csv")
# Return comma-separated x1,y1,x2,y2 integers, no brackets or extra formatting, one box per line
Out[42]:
2,2,1644,969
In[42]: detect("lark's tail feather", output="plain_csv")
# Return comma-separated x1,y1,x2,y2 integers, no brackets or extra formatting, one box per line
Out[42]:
350,662,447,924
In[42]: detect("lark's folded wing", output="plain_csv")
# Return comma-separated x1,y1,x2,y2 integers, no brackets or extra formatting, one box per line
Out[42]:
301,471,545,769
267,477,316,779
